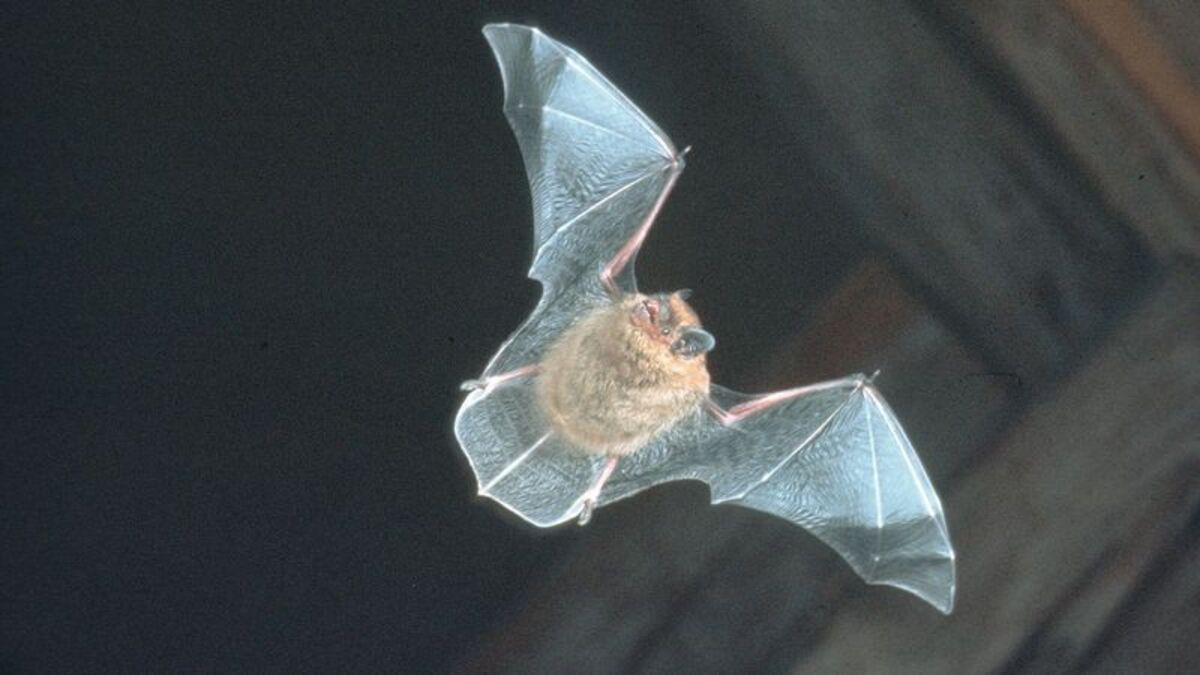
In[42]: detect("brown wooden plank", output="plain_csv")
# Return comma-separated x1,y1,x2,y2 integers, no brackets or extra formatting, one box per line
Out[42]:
1083,522,1200,673
791,266,1200,674
1002,477,1200,673
1062,0,1200,161
753,258,1018,483
701,0,1155,388
1140,0,1200,87
455,259,1015,673
937,0,1200,259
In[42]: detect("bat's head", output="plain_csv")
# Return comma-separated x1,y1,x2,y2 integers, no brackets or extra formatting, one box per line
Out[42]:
627,290,715,362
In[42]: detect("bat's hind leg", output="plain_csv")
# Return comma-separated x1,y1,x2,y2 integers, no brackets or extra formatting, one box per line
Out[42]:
460,364,539,392
576,455,620,525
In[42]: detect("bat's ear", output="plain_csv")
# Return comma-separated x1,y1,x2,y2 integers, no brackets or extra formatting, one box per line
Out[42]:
671,327,715,358
674,288,693,301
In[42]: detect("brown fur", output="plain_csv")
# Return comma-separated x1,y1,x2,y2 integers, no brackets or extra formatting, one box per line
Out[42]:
536,292,711,456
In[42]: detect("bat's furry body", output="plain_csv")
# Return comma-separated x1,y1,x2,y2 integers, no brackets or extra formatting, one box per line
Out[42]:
537,293,710,456
455,23,957,613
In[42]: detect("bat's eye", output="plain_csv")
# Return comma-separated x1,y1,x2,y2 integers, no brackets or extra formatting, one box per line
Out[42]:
660,327,671,336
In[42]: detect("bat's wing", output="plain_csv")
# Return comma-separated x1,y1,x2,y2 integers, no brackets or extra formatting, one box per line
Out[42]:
476,23,684,375
456,25,685,526
456,373,606,527
602,377,957,614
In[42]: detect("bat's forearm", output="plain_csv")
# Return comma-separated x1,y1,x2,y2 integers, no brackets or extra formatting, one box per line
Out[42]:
599,164,684,294
705,374,869,425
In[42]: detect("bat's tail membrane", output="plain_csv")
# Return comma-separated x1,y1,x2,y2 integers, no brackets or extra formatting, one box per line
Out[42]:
454,371,605,527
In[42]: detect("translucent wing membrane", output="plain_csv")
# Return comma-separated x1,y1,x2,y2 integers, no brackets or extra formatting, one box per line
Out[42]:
731,385,955,613
455,374,605,526
606,380,954,613
472,25,686,390
460,24,688,521
459,370,955,612
483,23,682,294
601,383,862,503
477,277,605,379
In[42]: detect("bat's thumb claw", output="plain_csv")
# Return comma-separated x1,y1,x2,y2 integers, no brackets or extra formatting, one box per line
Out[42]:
460,378,485,391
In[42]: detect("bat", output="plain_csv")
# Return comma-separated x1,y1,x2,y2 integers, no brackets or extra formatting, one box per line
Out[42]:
456,23,956,614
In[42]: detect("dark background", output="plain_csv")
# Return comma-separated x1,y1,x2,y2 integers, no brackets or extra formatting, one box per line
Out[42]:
6,1,1198,673
3,2,854,671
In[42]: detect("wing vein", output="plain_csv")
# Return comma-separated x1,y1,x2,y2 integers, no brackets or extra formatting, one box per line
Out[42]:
511,103,662,153
481,431,552,494
548,47,674,158
867,393,883,577
867,388,946,540
532,169,662,265
733,386,860,500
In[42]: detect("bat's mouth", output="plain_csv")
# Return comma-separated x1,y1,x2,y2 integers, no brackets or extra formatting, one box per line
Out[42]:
671,326,715,358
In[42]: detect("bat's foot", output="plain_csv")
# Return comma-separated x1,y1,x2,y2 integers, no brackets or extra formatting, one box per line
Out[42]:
459,365,540,392
575,455,620,526
577,499,595,526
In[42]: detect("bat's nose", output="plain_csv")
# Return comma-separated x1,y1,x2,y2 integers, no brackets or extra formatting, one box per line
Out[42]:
672,327,715,357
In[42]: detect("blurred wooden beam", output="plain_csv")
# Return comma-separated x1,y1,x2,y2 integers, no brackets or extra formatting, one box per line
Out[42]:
754,258,1017,483
1140,0,1200,85
932,0,1200,259
703,0,1154,388
791,265,1200,673
1063,0,1200,161
1080,521,1200,673
1000,477,1198,672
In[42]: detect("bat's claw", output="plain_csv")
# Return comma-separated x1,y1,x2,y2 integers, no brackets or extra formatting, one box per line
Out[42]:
460,365,540,393
577,498,596,526
598,261,619,297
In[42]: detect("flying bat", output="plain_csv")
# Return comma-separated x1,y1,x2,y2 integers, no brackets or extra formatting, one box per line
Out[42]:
456,23,956,614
